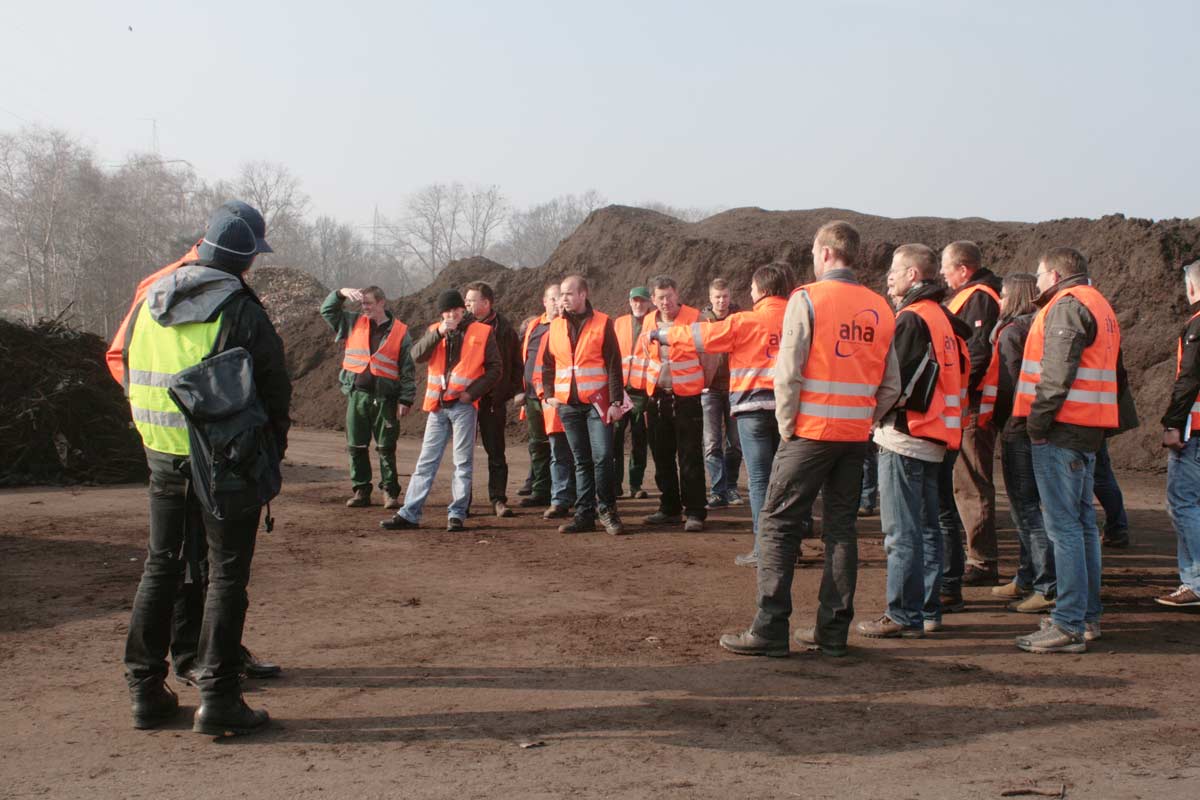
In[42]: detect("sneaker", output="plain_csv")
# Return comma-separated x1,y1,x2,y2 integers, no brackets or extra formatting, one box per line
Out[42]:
543,505,571,520
718,630,789,658
1084,622,1102,642
856,615,924,639
1016,620,1085,654
962,564,1000,586
346,488,371,508
734,551,758,567
940,592,966,613
643,510,683,525
599,509,626,536
725,489,744,506
793,626,848,657
384,493,401,510
684,517,704,532
923,619,944,633
447,517,465,532
380,514,418,531
559,517,596,534
1008,592,1056,614
706,493,728,509
633,489,649,499
1102,529,1130,548
518,496,550,508
1155,585,1200,607
856,506,877,517
493,501,514,518
992,580,1028,600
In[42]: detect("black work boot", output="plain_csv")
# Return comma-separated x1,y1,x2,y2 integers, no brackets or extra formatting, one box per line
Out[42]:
131,680,180,729
193,695,270,737
241,646,282,679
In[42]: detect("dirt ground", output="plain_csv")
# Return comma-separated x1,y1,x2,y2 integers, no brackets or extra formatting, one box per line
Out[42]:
3,427,1200,800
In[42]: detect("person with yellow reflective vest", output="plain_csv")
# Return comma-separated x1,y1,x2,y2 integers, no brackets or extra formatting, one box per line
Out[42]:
1159,259,1200,609
640,276,707,531
939,240,1005,594
121,207,290,737
719,221,900,659
611,286,653,499
321,285,415,510
381,289,500,532
665,263,792,567
1012,248,1130,654
857,245,970,641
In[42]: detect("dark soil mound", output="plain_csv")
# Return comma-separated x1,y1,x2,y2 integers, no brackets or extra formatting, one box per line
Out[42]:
0,319,146,486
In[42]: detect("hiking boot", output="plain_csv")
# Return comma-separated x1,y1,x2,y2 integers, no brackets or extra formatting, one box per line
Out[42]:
856,615,923,639
706,493,728,509
1016,619,1085,654
1102,528,1130,548
793,626,848,657
1008,592,1056,614
923,619,944,634
725,489,744,506
559,517,596,534
241,646,281,680
992,580,1028,600
632,488,649,499
193,696,270,737
380,513,418,531
346,487,372,508
643,510,683,525
1084,622,1102,642
599,509,626,536
684,517,704,532
447,517,465,532
719,630,789,658
493,501,514,518
1155,585,1200,607
543,504,571,520
131,681,180,730
384,493,401,510
518,496,550,508
940,591,966,613
734,551,758,567
962,564,1000,586
857,506,877,517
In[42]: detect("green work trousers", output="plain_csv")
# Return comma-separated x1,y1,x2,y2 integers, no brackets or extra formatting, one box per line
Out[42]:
347,390,400,495
526,397,552,501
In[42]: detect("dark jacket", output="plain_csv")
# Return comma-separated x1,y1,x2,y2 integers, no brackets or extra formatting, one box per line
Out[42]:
946,267,1003,402
993,313,1035,440
410,313,502,404
523,318,551,393
1163,301,1200,432
319,290,416,405
889,282,972,438
540,301,625,406
1021,274,1137,451
699,303,741,392
476,309,523,401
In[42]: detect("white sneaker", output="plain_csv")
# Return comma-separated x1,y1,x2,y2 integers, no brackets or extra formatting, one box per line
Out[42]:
1084,622,1101,642
923,619,944,633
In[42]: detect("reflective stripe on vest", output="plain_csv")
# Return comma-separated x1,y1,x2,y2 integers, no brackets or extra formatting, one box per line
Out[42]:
682,295,788,415
640,305,703,396
546,310,612,404
1011,285,1121,427
423,321,490,412
614,313,648,388
342,315,409,381
792,282,895,442
899,300,966,449
1177,310,1200,434
126,301,222,455
948,283,1001,425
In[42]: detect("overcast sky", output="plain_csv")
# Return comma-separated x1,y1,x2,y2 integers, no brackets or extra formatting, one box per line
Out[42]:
2,1,1196,225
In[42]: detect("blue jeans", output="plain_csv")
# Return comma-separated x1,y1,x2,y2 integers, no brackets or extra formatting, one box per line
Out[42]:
548,431,577,508
736,410,780,556
1001,436,1055,596
558,403,616,519
1093,441,1129,535
1031,442,1101,634
1167,436,1200,592
860,443,879,510
702,391,742,496
397,402,476,523
878,448,943,628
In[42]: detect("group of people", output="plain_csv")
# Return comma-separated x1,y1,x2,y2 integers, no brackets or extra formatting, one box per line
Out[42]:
110,200,1200,737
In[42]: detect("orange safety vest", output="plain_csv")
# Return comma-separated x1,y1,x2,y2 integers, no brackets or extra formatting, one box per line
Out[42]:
947,282,1001,424
422,321,491,412
792,281,896,441
1178,309,1200,434
1012,285,1120,427
106,241,201,385
341,315,409,381
899,300,967,449
530,333,564,434
545,310,612,404
635,304,703,397
671,295,787,415
613,313,648,388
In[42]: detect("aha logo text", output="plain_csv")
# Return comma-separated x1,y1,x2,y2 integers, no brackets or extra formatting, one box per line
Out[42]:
835,309,879,358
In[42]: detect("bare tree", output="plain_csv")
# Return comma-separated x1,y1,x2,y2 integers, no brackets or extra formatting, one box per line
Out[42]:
493,190,607,268
234,161,309,258
638,200,721,223
391,182,509,281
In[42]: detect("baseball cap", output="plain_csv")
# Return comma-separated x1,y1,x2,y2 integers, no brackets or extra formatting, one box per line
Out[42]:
209,200,273,254
629,286,651,300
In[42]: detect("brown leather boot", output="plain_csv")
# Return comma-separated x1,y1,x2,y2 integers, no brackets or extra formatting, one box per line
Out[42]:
346,487,371,508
